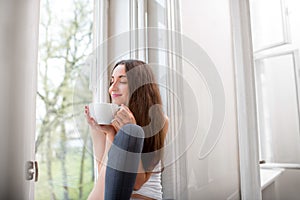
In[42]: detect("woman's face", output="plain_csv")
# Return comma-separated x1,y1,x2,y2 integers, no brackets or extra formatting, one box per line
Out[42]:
109,64,129,105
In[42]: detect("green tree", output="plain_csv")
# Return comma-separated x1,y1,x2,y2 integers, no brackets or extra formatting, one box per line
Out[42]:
35,0,94,199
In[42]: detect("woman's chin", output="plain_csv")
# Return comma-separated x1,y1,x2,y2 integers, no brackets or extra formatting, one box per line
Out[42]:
111,97,128,106
112,100,122,106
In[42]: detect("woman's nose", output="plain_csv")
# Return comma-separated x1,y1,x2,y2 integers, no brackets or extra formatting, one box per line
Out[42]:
110,81,118,91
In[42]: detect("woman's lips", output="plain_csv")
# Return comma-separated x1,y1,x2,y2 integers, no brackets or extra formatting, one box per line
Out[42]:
111,94,122,98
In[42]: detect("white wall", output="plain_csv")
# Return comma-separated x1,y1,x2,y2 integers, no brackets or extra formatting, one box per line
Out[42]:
276,169,300,200
261,168,300,200
180,0,240,199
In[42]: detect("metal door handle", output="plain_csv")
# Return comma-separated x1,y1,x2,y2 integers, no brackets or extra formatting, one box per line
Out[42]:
25,161,38,182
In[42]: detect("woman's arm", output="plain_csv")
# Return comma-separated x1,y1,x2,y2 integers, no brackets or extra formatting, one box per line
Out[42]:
85,106,115,169
85,105,117,200
133,161,152,190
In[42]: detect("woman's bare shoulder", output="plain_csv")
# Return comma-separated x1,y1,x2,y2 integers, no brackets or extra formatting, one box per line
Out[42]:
163,115,169,136
164,115,169,125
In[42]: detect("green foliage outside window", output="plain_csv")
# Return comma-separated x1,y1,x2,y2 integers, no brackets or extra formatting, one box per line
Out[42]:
35,0,94,199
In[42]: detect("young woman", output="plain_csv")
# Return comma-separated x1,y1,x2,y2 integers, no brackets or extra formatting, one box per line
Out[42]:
85,59,169,200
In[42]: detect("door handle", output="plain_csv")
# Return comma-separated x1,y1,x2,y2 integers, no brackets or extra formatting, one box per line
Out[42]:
259,160,266,164
25,161,38,182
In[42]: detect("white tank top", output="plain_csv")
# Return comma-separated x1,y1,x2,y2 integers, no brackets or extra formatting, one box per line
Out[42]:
131,162,163,200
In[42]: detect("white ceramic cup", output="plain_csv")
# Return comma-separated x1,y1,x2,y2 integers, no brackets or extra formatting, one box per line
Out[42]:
89,102,119,124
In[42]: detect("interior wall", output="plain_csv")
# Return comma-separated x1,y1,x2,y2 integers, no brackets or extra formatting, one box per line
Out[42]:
180,0,240,199
276,169,300,200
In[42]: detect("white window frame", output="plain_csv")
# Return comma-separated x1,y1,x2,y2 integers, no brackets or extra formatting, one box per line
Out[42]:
230,0,262,199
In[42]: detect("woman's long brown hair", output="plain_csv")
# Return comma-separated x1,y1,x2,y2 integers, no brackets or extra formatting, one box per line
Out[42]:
112,59,167,172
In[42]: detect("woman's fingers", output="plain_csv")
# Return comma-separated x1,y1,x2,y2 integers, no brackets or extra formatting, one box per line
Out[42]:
85,105,101,128
84,105,92,119
85,106,94,125
120,104,130,112
111,118,121,132
114,105,136,125
115,114,125,124
87,104,136,132
85,105,117,136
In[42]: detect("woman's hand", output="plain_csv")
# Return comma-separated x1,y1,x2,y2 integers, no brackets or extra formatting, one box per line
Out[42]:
111,104,136,132
84,105,115,135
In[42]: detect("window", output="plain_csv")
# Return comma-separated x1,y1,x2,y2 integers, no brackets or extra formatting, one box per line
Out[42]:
255,51,300,164
35,0,186,199
35,0,94,199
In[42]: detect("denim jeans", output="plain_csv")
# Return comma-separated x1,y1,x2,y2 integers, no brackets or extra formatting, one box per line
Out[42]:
104,124,144,200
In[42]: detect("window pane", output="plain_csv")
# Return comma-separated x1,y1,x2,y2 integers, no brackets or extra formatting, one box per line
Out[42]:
249,0,289,51
255,54,300,164
35,0,94,199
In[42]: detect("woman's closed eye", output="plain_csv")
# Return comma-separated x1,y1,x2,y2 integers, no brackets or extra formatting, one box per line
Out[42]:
110,76,127,85
119,79,128,84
